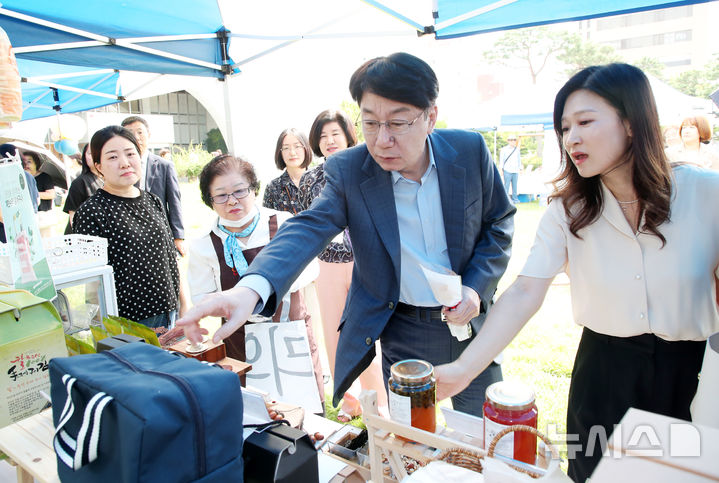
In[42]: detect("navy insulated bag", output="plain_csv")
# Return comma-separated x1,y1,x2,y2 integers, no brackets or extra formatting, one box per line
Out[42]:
49,343,244,482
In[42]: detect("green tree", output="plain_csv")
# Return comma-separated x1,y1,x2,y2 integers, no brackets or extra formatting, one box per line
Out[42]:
484,27,568,84
558,34,623,76
340,100,363,143
203,128,227,154
668,56,719,98
632,57,665,79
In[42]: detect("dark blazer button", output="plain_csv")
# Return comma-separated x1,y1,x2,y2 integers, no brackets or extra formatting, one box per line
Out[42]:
365,337,372,346
388,301,395,310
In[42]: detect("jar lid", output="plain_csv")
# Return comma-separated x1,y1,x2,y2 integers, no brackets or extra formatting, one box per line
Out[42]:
485,381,535,411
390,359,434,385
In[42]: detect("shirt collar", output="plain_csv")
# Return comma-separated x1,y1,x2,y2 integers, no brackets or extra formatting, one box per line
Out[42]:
390,139,435,185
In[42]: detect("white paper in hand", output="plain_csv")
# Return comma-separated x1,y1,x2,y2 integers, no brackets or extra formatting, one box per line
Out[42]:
419,265,472,341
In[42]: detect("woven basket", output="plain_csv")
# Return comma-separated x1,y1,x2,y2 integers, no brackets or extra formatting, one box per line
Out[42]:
487,424,560,478
434,424,558,478
435,447,485,473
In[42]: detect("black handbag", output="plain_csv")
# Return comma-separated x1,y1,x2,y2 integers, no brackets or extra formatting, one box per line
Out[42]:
243,421,318,483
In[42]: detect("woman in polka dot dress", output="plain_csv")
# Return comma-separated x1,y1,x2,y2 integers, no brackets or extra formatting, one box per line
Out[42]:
73,126,179,328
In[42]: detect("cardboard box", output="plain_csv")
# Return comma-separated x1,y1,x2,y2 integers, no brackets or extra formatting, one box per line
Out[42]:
0,287,68,428
592,408,719,482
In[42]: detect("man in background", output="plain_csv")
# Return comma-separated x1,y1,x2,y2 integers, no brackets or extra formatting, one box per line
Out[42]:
500,135,521,204
121,116,186,253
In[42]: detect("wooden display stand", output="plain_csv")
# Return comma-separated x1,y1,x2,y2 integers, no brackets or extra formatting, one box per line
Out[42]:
359,390,485,482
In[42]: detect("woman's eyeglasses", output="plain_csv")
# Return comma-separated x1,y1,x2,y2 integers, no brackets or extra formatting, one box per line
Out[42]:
210,187,251,204
281,144,304,153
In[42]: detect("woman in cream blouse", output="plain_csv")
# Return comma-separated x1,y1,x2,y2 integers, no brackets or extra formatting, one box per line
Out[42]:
435,64,719,482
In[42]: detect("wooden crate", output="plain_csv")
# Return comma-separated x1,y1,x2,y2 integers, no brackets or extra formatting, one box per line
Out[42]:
359,391,485,482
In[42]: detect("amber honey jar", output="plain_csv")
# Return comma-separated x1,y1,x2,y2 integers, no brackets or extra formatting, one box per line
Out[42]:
483,381,538,464
388,359,436,434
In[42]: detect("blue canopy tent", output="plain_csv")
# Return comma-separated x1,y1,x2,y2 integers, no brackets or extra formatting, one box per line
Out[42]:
18,59,122,120
0,1,234,78
501,113,553,130
0,0,242,148
364,0,717,39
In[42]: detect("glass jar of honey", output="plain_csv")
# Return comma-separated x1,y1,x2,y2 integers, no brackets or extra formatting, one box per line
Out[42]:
388,359,436,434
483,381,538,464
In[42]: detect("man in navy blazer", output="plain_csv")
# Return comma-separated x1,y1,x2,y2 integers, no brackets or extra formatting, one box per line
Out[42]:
179,53,515,416
122,116,185,252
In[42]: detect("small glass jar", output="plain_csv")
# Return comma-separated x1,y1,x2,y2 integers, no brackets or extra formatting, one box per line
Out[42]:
388,359,436,434
483,381,538,464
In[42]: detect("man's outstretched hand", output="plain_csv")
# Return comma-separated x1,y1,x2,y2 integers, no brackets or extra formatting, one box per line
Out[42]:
176,286,260,344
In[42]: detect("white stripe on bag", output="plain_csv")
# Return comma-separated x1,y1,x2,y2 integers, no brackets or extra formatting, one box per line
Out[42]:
56,376,77,432
59,430,76,450
73,392,109,470
88,395,113,463
53,373,114,470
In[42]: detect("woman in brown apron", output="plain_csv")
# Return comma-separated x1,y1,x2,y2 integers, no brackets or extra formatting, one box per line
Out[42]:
188,154,323,404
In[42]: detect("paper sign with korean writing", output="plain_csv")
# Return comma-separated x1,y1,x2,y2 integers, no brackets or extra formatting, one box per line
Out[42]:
245,320,322,414
0,161,55,300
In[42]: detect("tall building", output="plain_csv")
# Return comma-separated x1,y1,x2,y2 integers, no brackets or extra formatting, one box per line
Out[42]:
577,3,719,75
90,91,218,150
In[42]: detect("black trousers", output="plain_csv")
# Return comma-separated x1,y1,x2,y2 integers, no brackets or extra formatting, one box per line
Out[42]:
567,327,705,482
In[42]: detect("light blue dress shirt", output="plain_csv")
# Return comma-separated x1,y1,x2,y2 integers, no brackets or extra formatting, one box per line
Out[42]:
391,142,451,306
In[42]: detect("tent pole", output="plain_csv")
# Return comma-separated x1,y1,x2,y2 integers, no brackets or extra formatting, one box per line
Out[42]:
223,76,236,155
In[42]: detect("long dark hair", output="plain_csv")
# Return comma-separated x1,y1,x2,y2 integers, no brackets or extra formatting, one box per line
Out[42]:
551,63,671,245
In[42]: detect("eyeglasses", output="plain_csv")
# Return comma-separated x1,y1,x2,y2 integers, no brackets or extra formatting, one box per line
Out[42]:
358,111,426,136
281,144,304,154
210,187,251,204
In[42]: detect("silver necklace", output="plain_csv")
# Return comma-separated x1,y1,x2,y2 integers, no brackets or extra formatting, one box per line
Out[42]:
617,199,639,216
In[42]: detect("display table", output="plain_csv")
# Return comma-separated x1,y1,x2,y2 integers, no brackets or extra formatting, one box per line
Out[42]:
0,409,59,483
0,409,368,483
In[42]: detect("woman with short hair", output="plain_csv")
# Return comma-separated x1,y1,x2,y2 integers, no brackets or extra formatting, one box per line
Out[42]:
188,154,324,403
666,115,719,169
262,128,313,214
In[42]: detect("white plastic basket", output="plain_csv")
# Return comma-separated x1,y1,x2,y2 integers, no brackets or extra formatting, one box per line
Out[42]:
43,234,108,275
0,234,108,283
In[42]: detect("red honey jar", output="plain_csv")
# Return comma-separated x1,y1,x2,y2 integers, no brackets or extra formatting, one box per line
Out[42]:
483,381,538,464
388,359,436,434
